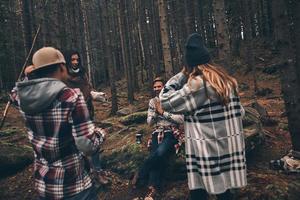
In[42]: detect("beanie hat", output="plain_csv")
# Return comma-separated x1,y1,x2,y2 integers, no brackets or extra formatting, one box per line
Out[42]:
185,33,210,68
32,47,66,72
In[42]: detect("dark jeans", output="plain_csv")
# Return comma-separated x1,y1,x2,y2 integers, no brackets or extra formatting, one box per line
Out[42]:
91,152,102,171
190,189,233,200
38,186,97,200
66,186,97,200
138,131,177,188
86,98,94,121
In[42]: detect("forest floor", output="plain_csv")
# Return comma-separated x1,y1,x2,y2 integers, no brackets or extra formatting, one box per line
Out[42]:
0,61,300,200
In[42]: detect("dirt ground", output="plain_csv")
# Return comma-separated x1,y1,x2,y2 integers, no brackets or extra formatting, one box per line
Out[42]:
0,68,300,200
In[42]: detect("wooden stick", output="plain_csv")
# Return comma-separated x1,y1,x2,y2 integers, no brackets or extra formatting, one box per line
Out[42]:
0,26,41,130
0,101,11,129
17,25,41,81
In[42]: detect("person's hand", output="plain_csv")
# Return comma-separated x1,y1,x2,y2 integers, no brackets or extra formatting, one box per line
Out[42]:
95,127,107,141
155,100,164,115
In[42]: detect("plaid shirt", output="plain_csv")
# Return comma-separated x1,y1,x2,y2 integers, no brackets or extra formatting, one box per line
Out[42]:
147,126,184,153
13,87,100,199
147,97,184,153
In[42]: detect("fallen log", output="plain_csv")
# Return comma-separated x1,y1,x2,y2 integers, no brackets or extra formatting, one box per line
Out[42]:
0,141,34,178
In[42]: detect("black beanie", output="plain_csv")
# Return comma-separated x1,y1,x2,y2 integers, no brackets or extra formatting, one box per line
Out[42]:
185,33,210,68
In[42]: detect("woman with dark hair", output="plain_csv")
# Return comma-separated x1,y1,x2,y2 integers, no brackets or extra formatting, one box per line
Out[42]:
63,50,109,185
160,33,246,200
63,50,94,119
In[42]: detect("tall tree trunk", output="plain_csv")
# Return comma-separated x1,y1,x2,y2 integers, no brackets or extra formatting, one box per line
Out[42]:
242,0,257,91
157,0,172,79
57,0,67,48
103,0,118,114
184,0,195,34
21,0,32,54
273,0,300,151
293,0,300,82
226,0,242,57
121,0,134,103
213,0,231,67
79,0,92,85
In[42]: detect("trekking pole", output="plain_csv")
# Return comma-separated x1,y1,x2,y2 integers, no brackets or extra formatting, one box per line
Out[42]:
0,25,41,130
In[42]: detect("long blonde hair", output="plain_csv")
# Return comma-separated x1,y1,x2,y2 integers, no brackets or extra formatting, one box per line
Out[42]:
188,63,238,105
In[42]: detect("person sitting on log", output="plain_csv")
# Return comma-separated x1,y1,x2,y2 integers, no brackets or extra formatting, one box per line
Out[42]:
132,77,184,200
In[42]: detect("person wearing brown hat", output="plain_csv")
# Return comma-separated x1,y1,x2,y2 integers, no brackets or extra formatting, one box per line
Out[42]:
10,47,102,200
160,33,246,200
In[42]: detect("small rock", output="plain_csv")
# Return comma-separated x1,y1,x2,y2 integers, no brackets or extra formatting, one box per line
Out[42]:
117,108,134,116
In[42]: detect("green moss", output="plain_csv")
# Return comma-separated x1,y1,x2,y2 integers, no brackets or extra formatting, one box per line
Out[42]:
0,141,34,177
102,143,147,178
0,127,20,137
119,111,147,125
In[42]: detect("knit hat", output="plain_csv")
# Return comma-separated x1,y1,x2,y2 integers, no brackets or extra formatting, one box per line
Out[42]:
185,33,210,68
32,47,66,72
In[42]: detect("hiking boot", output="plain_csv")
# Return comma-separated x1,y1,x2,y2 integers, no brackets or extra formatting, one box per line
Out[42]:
131,171,139,188
144,186,159,200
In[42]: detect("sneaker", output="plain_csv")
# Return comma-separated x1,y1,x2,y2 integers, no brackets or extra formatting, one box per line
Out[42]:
131,171,139,188
144,186,159,200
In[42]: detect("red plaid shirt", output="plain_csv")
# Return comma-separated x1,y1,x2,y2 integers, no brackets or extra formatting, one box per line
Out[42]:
14,88,100,199
147,126,184,154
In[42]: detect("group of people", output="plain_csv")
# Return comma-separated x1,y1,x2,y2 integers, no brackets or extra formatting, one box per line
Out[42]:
10,33,246,200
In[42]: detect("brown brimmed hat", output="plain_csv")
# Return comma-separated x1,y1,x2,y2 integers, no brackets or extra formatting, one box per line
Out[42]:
32,47,66,72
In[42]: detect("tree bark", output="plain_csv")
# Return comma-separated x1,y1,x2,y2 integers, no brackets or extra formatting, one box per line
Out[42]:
79,0,92,85
213,0,231,66
103,0,118,115
273,0,300,151
157,0,172,79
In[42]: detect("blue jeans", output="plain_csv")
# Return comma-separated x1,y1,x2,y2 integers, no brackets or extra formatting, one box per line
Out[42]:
91,152,102,171
138,131,177,188
190,189,233,200
66,186,97,200
38,186,97,200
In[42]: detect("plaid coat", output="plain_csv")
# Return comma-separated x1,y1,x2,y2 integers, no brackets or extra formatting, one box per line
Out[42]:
13,79,100,199
160,72,247,194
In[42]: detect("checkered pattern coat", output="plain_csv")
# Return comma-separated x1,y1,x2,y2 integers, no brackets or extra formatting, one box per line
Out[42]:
160,72,247,194
13,86,100,199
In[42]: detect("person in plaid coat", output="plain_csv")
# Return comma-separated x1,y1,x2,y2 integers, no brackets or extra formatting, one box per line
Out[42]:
11,47,101,200
132,77,184,199
160,33,247,200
